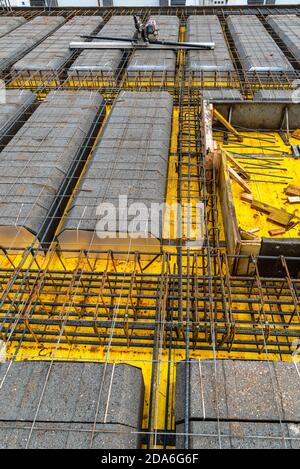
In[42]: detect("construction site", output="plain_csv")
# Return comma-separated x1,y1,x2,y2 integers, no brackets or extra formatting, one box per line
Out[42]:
0,2,299,451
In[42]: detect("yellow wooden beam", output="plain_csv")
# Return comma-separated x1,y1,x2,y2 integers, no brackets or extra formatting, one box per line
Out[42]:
213,108,243,142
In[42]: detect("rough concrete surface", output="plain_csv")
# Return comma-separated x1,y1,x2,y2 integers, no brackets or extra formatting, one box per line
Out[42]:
227,15,293,72
0,16,65,72
0,90,102,243
127,16,179,77
0,361,144,449
176,360,300,422
0,16,26,38
69,16,135,78
58,91,173,246
187,16,234,73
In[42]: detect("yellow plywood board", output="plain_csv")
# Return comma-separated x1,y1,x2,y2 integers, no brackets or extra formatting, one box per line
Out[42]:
216,131,300,239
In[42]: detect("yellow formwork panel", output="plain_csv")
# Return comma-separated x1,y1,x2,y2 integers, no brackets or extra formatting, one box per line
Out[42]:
217,131,300,238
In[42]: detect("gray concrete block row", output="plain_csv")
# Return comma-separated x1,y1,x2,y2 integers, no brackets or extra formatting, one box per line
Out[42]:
0,16,26,38
0,16,65,73
227,15,293,72
127,16,180,78
0,422,140,449
0,90,102,248
177,421,300,449
13,16,102,75
0,90,36,144
0,361,144,449
186,16,234,73
253,89,295,102
203,88,243,102
58,91,173,251
175,360,300,423
267,14,300,61
69,16,135,78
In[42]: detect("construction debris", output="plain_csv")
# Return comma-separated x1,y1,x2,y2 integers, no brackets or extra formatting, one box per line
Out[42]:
269,227,287,236
224,150,250,179
213,108,243,142
251,199,296,227
285,184,300,196
287,196,300,204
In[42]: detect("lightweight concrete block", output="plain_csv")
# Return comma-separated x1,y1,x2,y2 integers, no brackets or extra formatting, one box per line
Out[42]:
187,16,234,73
0,16,26,38
176,360,300,423
176,421,300,449
127,16,179,78
69,16,135,78
267,15,300,60
0,90,103,247
227,15,293,72
0,90,35,143
253,89,295,102
58,91,173,252
0,362,144,429
14,16,102,75
0,16,65,72
203,89,243,102
0,422,140,449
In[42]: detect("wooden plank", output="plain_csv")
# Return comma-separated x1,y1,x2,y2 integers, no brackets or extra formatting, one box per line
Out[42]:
213,108,243,142
287,196,300,204
269,228,287,236
228,166,252,193
235,240,261,276
241,192,253,203
285,184,300,197
223,149,250,180
218,153,241,269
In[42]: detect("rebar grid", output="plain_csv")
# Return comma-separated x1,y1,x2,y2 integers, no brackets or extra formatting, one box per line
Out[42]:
0,248,298,357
